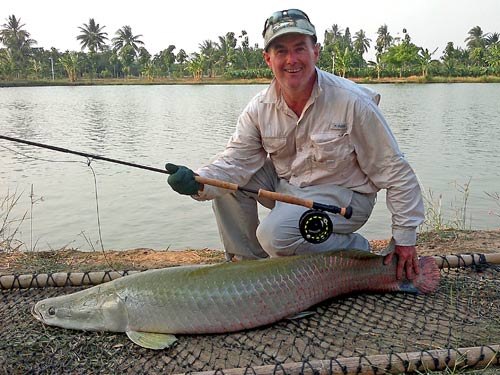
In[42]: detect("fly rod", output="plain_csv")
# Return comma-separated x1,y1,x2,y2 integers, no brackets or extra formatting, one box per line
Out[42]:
1,134,352,243
0,135,351,215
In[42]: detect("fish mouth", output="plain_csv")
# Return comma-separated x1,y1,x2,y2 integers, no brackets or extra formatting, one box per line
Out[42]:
31,304,44,322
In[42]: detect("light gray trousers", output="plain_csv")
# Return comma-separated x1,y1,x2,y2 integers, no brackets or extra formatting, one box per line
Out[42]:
212,160,377,260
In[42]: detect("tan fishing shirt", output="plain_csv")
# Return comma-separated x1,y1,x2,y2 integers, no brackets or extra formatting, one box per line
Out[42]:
196,68,424,245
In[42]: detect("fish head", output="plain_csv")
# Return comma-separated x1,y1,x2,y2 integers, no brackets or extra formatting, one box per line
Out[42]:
32,286,128,332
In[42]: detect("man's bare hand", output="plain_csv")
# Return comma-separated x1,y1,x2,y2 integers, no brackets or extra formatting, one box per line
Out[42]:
383,245,419,280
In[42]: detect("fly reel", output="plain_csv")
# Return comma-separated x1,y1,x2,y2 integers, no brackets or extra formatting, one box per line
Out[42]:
299,209,333,244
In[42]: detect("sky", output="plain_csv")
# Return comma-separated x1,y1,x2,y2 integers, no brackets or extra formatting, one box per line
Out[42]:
2,0,499,61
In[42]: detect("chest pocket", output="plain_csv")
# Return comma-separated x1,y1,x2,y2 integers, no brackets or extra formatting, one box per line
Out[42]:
310,133,355,169
262,136,290,176
262,136,287,155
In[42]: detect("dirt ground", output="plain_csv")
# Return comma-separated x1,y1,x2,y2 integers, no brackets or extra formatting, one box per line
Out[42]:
1,230,499,375
1,229,500,275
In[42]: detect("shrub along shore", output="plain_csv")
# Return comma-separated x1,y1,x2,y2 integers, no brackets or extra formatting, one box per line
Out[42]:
2,75,500,88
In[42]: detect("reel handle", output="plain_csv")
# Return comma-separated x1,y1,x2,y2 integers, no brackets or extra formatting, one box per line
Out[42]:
258,191,352,219
312,202,353,219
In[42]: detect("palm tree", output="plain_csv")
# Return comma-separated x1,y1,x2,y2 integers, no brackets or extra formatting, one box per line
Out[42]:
77,18,108,79
237,30,252,70
176,49,188,65
137,46,151,75
112,25,144,56
465,26,488,67
486,32,500,47
77,18,108,53
111,26,144,78
0,15,36,50
353,29,371,58
465,26,486,50
324,24,343,46
375,24,393,55
155,45,176,77
118,45,136,78
198,39,219,77
485,33,500,73
218,32,237,74
0,15,37,77
343,27,352,48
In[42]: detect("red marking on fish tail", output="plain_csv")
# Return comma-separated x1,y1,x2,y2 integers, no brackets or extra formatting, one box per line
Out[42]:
413,256,441,294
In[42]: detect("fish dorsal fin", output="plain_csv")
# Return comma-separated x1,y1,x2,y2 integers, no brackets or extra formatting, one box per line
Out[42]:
333,248,380,260
126,331,177,350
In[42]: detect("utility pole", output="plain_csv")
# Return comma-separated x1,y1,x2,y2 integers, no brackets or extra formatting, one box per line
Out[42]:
332,53,336,75
49,57,55,80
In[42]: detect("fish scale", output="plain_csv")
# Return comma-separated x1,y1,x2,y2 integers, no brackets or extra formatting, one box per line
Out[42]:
32,249,440,349
117,251,380,333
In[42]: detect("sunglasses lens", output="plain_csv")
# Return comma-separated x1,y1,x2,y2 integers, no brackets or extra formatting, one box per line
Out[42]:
264,9,310,34
286,9,310,21
269,11,284,24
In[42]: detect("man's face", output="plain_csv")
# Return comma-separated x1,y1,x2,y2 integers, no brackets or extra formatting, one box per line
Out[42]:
264,33,319,93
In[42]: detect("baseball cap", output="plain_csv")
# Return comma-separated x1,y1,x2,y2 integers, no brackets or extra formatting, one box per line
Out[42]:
262,9,317,51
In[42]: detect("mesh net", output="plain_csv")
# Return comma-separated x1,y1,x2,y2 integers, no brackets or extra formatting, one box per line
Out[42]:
1,258,499,374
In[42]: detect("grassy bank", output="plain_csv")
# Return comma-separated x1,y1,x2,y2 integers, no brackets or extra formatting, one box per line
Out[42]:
1,75,500,87
0,76,271,87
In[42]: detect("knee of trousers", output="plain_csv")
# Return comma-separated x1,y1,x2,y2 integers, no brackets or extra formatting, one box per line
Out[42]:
332,192,376,233
255,216,301,257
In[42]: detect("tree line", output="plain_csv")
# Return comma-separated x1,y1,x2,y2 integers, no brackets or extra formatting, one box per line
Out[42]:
1,14,499,82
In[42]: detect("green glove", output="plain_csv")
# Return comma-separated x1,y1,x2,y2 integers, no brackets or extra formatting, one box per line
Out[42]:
165,163,201,196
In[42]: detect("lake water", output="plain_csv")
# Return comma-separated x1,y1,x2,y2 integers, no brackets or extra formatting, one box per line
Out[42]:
1,83,499,251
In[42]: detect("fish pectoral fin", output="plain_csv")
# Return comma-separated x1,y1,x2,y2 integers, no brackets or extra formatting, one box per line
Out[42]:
286,311,315,320
126,331,177,350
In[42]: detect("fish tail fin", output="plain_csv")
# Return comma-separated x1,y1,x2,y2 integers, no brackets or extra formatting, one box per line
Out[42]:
400,256,440,294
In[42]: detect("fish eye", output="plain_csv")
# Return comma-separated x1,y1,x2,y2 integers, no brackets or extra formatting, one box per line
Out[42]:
48,307,56,316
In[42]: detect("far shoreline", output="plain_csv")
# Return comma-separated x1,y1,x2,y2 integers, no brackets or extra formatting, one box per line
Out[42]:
1,75,500,88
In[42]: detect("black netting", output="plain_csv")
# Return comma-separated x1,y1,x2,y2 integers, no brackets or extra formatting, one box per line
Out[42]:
1,263,499,374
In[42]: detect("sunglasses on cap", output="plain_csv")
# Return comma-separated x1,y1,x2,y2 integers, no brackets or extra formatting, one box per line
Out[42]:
262,9,312,37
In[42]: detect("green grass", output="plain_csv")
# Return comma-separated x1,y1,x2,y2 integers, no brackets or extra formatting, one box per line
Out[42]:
420,178,473,235
0,190,27,252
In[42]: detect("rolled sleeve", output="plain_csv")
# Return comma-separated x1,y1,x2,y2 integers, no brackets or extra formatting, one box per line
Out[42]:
393,226,418,246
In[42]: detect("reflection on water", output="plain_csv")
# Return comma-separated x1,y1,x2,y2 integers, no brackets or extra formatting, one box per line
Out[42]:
1,83,499,251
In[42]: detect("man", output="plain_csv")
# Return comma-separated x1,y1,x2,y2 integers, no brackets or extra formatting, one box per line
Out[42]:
166,9,424,280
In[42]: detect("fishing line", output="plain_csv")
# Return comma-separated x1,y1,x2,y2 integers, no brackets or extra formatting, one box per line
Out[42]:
84,158,116,272
0,135,167,174
0,143,116,270
0,144,89,165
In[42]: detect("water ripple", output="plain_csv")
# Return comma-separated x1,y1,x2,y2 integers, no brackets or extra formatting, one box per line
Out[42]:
1,83,499,250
